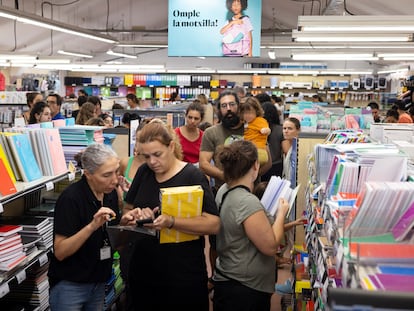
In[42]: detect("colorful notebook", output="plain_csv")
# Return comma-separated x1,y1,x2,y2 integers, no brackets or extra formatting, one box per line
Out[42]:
0,158,17,196
7,133,42,182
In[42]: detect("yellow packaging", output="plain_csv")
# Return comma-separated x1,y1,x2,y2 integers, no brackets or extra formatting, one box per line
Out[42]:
160,185,203,244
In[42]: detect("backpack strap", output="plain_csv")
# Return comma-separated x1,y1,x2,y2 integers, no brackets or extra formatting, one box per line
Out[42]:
218,184,250,213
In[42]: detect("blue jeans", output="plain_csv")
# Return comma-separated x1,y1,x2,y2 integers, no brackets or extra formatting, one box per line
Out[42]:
49,280,105,311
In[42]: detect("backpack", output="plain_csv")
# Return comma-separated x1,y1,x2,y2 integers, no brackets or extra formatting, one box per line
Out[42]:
222,16,251,57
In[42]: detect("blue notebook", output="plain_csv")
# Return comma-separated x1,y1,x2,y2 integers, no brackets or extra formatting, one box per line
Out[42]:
7,133,42,182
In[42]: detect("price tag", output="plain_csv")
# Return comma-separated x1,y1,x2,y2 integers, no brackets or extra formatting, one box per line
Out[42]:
0,203,3,213
16,269,26,284
38,253,49,267
45,182,54,191
0,282,10,298
68,172,75,181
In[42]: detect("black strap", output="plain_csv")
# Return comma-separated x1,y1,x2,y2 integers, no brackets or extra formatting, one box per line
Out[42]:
215,184,250,283
218,184,250,213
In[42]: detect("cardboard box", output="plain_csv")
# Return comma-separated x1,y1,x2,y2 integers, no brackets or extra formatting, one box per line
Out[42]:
160,185,203,244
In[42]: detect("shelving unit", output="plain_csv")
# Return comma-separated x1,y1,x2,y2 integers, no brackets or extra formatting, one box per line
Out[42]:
298,137,414,310
0,171,76,310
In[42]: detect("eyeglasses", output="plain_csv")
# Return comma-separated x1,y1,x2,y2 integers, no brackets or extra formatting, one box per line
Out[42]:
220,102,237,109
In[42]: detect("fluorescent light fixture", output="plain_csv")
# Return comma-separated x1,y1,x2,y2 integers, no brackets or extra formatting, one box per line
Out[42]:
297,15,414,32
57,50,93,58
106,50,137,59
292,53,379,61
216,69,267,74
0,54,36,60
0,6,116,43
268,50,276,59
167,69,216,74
117,43,168,48
377,66,410,74
320,70,373,75
378,53,414,60
267,70,319,75
292,30,412,42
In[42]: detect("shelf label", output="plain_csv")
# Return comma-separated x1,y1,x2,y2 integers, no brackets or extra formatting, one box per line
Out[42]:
45,182,54,192
0,282,10,298
16,269,26,284
38,253,48,267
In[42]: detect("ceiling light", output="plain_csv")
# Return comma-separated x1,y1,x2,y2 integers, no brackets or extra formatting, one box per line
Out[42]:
216,69,267,74
106,50,138,59
0,54,36,61
320,70,373,75
268,50,276,60
0,6,116,44
167,69,216,73
292,53,378,61
267,70,319,75
57,50,93,58
377,53,414,60
117,43,168,48
292,31,412,42
377,66,410,74
297,15,414,32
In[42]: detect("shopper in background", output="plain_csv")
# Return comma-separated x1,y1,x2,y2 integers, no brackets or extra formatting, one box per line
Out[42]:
169,91,181,104
120,121,220,311
175,100,205,165
213,140,289,311
260,102,284,181
23,92,43,123
384,109,399,123
240,96,271,165
271,94,284,121
87,95,103,116
72,95,88,120
76,102,98,125
47,93,65,120
233,85,246,101
282,117,300,181
119,119,153,200
48,143,121,311
121,112,140,128
394,99,414,123
200,90,245,189
367,101,382,123
197,93,214,125
28,101,52,124
78,89,88,97
126,93,141,110
85,117,105,126
99,113,114,128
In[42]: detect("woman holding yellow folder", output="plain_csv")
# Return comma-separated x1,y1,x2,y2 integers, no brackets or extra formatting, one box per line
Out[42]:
120,120,220,311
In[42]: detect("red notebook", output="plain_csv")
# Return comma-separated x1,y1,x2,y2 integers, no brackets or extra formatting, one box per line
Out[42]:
0,225,22,237
0,158,17,196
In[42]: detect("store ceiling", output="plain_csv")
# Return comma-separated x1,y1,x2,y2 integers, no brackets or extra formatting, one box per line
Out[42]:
1,0,414,72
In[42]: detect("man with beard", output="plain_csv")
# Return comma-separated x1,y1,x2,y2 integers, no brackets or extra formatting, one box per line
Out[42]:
199,90,271,297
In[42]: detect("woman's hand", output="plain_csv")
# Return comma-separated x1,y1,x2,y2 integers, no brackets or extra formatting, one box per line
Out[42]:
90,207,116,231
120,206,160,226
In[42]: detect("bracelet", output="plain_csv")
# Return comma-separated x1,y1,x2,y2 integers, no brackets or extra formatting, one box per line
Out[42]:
168,216,175,229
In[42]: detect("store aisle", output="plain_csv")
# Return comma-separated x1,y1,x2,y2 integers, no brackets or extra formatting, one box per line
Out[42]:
271,264,292,311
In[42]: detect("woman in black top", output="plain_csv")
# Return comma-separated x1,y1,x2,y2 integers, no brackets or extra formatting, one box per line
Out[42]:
121,120,220,311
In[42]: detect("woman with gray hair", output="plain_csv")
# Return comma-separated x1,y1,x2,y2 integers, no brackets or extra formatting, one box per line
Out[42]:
48,143,121,311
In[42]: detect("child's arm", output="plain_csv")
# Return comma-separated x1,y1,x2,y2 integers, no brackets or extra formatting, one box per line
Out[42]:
260,127,271,135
